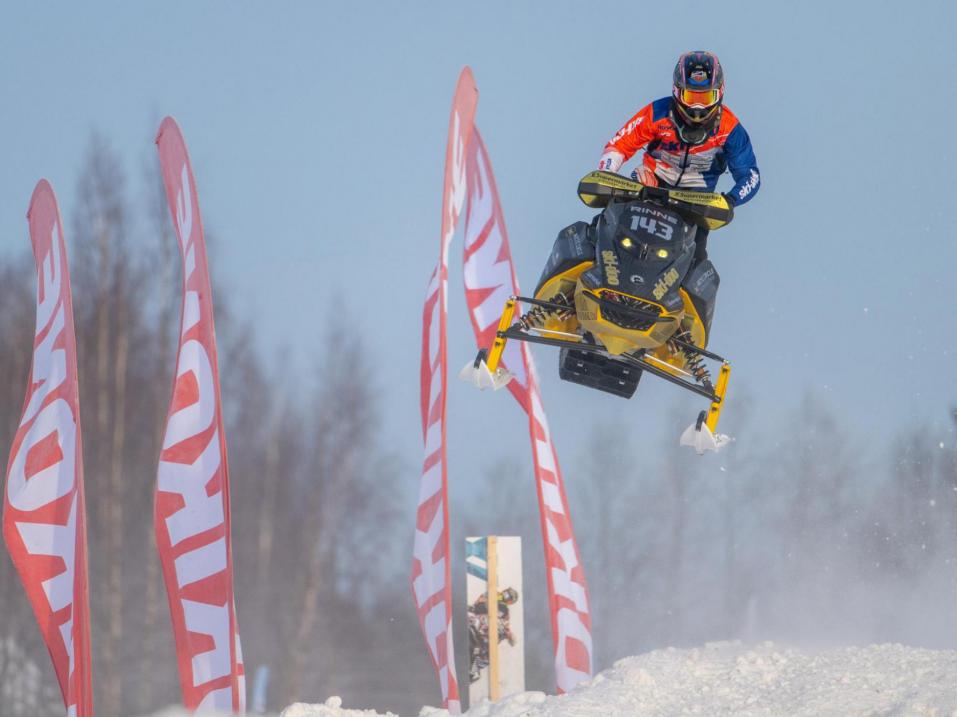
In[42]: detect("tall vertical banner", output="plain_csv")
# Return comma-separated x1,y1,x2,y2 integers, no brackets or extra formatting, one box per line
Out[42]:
466,536,524,704
3,180,93,717
155,117,245,712
412,67,478,714
462,131,594,692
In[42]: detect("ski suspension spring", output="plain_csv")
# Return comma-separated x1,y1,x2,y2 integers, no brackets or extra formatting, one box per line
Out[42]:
674,329,713,388
519,294,572,330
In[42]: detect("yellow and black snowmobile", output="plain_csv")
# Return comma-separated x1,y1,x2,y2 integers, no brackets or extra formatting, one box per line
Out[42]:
461,171,735,453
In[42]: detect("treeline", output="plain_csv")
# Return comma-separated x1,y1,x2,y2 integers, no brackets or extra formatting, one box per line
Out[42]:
2,137,956,717
0,136,427,717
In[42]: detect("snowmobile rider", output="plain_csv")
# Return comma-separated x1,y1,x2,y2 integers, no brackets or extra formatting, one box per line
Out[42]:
469,587,519,646
598,51,761,264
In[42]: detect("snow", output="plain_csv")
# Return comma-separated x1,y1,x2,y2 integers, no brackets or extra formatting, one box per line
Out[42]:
136,696,398,717
429,642,957,717
280,696,398,717
140,642,957,717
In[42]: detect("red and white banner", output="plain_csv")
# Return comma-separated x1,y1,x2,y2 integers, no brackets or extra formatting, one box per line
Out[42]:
462,131,594,693
3,180,93,717
412,67,478,714
155,116,245,713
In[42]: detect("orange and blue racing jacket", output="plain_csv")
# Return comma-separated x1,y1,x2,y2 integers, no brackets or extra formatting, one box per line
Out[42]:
598,97,761,206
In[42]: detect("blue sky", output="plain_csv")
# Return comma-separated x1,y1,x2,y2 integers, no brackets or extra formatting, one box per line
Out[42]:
2,1,955,492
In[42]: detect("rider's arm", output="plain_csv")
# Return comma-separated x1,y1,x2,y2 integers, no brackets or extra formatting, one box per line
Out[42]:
598,100,661,172
724,123,761,206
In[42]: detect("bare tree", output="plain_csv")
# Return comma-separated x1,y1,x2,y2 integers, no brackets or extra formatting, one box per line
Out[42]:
274,323,400,706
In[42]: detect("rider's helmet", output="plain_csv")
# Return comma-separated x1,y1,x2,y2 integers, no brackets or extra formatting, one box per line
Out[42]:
672,51,724,132
500,588,519,604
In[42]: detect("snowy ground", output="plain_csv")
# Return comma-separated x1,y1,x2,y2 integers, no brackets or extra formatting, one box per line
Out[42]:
145,641,957,717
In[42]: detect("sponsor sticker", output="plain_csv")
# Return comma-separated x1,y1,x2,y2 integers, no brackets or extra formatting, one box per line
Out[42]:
601,250,620,286
652,267,680,300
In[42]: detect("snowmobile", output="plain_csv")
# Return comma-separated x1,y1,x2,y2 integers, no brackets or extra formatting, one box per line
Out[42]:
461,171,735,453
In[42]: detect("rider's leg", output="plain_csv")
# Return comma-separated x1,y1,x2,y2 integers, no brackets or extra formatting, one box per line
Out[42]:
682,256,720,345
693,228,710,264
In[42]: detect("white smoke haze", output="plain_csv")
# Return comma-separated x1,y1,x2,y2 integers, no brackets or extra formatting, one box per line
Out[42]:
443,396,957,713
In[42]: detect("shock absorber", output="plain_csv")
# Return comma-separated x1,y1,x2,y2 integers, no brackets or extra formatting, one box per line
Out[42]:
519,294,572,330
673,329,713,389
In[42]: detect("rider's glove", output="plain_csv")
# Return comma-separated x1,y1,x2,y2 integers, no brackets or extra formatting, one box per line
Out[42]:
631,166,659,187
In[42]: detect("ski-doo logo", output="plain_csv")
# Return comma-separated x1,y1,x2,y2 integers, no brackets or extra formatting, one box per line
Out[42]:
601,250,620,286
630,274,644,285
652,267,680,300
737,169,760,200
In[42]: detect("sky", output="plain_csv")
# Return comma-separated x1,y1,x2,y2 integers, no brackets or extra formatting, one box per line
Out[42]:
2,1,956,500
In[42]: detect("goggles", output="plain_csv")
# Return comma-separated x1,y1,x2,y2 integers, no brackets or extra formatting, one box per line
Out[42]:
675,87,721,108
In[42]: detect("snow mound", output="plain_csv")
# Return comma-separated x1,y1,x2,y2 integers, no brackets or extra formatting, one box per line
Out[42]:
137,696,395,717
280,696,397,716
426,641,957,717
141,643,957,717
